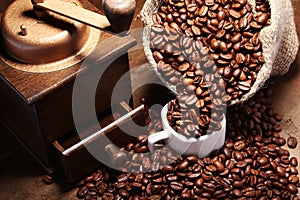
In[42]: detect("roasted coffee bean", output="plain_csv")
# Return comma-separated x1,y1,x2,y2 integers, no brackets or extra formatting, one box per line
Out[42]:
276,165,285,177
178,62,190,72
223,66,232,78
151,184,162,194
199,5,209,16
42,175,53,185
217,10,226,21
170,182,183,191
118,189,129,198
216,30,226,38
290,157,298,167
236,161,247,168
115,182,127,189
97,183,108,195
232,188,242,197
85,175,94,183
77,186,88,199
219,41,228,53
287,184,298,194
162,165,174,174
205,164,217,172
187,172,201,179
229,9,241,19
234,151,244,161
186,155,198,163
166,174,178,182
287,136,297,149
255,13,269,24
126,143,135,151
234,141,245,150
236,53,245,64
210,38,219,50
289,175,299,184
213,160,225,172
242,187,255,197
231,33,242,43
195,178,204,187
179,160,189,170
257,156,268,166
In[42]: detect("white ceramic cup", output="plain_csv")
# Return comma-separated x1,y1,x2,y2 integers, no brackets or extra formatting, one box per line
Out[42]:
148,104,226,158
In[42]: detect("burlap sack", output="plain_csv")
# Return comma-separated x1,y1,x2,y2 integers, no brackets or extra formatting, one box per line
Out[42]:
141,0,299,105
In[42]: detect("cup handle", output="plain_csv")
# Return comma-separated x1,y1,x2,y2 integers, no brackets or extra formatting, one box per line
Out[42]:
148,131,169,152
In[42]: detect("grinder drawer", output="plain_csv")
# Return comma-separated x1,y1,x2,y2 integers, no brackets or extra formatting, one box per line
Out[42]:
52,101,148,183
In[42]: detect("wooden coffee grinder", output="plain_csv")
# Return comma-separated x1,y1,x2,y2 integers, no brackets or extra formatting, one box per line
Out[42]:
0,0,146,182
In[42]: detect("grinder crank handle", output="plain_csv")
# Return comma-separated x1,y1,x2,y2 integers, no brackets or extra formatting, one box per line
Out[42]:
32,0,111,30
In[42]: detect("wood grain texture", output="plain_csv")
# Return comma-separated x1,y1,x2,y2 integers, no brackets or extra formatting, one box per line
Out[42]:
0,77,49,165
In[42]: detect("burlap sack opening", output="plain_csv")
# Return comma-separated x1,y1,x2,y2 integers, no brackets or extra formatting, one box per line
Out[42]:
141,0,298,105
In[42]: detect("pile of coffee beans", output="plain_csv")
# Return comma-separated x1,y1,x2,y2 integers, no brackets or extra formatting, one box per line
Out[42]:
76,86,299,200
150,0,270,102
105,135,180,172
76,169,111,199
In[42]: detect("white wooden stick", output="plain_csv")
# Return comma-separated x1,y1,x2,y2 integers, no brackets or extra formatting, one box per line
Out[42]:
63,104,144,156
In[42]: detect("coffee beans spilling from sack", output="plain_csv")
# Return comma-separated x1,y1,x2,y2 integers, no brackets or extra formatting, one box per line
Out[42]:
76,87,300,200
149,0,271,138
167,81,225,137
150,0,270,103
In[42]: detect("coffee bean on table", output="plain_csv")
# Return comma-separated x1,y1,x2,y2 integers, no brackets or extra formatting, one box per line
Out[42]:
42,174,53,185
287,136,298,149
77,186,88,199
290,157,298,167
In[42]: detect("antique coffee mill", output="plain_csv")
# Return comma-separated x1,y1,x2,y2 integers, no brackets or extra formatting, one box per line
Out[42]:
0,0,146,182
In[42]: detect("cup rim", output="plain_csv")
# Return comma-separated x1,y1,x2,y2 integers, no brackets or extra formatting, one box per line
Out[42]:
161,104,226,142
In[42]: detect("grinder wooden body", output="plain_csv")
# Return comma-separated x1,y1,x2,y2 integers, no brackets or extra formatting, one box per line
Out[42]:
0,0,138,182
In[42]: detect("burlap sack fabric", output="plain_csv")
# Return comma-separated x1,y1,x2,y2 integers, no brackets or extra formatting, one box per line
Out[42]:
141,0,299,105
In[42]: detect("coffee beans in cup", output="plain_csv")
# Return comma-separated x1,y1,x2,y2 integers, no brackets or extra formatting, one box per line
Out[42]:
167,87,224,138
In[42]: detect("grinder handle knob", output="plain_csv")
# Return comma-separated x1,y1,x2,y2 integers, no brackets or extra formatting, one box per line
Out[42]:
31,0,45,4
102,0,136,34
